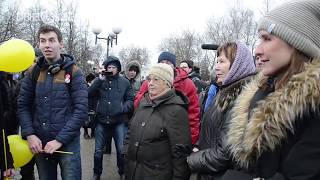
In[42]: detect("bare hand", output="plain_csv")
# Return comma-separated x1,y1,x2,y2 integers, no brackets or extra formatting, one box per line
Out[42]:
27,135,42,154
44,140,62,154
3,168,15,177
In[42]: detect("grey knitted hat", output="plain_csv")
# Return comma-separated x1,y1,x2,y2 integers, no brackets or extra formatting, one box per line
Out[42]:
258,0,320,58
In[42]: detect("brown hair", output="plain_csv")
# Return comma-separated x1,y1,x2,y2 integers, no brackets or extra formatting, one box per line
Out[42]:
259,49,309,89
217,42,237,68
37,24,63,42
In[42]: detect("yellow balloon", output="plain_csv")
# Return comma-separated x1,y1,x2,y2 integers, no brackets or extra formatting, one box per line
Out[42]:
7,135,34,168
0,39,35,73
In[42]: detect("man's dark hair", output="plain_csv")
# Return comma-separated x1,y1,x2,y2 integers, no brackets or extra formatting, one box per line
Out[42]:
129,65,140,74
180,60,194,69
37,24,63,42
193,66,200,74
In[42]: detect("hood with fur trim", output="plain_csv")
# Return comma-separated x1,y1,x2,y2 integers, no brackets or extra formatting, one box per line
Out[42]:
227,58,320,169
125,61,141,80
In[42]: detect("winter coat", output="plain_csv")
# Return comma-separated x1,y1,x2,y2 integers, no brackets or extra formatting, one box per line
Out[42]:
89,57,134,125
124,89,192,180
222,58,320,180
187,75,254,180
18,55,88,145
125,61,142,96
189,71,207,94
0,77,14,170
135,67,200,144
0,72,20,135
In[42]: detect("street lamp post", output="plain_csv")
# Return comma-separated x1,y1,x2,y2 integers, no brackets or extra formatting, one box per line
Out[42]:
92,27,122,57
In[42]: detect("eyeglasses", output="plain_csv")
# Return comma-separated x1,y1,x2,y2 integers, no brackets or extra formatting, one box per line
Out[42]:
146,76,163,84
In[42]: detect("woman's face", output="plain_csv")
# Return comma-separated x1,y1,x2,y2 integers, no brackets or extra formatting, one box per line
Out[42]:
147,75,169,97
215,51,231,84
255,30,294,76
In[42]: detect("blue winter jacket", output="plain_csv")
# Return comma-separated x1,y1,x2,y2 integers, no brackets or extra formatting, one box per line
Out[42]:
88,58,134,125
18,55,88,145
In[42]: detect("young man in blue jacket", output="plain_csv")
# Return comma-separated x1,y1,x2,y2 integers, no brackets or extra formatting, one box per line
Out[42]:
18,24,88,180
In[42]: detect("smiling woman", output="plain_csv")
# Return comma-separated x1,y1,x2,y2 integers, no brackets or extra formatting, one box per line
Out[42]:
187,41,256,180
220,0,320,179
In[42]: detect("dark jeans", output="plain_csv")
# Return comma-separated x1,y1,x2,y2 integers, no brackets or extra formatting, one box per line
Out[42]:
93,122,126,175
35,136,81,180
20,157,36,180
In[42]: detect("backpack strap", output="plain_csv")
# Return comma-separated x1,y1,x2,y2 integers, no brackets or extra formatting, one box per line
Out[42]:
31,63,76,92
31,64,41,87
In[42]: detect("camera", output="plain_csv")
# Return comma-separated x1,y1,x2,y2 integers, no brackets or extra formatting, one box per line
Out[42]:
101,70,113,76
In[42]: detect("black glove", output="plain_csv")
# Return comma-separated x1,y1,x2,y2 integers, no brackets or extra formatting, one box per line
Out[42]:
173,144,192,158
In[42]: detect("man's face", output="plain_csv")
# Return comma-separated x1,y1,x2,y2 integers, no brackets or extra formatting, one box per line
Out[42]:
38,31,63,63
180,62,192,73
128,70,137,79
107,64,118,76
159,60,175,70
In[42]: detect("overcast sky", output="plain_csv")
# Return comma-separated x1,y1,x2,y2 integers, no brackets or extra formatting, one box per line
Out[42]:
21,0,286,62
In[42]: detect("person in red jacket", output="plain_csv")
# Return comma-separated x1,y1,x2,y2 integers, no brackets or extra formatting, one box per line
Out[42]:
135,51,200,145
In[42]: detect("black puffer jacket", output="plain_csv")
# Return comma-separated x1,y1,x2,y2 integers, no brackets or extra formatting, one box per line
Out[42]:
0,72,20,135
124,90,192,180
0,76,14,170
187,75,254,180
189,71,207,94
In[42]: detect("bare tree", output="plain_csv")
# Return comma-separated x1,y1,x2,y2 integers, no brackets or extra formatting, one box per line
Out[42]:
0,1,21,43
205,7,258,52
118,45,151,70
20,3,50,46
158,29,215,80
158,29,204,65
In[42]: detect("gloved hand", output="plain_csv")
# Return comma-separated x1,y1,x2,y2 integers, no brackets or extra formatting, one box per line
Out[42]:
173,144,192,158
99,74,105,81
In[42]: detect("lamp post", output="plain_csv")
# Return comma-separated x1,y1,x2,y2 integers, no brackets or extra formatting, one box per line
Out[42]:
92,27,122,57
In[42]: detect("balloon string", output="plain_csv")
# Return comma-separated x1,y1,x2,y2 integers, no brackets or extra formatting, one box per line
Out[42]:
54,150,74,155
2,129,9,173
41,149,74,155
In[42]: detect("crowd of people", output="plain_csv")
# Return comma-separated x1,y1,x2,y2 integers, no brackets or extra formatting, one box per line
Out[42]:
0,0,320,179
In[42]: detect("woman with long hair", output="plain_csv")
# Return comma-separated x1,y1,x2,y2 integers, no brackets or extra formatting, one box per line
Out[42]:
222,0,320,179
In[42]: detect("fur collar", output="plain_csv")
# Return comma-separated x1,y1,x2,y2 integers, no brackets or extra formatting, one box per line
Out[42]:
215,75,254,112
228,58,320,168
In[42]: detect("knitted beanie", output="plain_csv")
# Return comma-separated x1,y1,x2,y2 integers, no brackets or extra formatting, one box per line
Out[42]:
158,52,176,67
222,41,256,85
148,63,174,87
258,0,320,58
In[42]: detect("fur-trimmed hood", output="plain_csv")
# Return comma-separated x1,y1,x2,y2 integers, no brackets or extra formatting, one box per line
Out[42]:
125,61,141,80
227,58,320,168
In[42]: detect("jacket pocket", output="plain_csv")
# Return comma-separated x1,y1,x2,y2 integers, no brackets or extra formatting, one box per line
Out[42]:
142,160,171,179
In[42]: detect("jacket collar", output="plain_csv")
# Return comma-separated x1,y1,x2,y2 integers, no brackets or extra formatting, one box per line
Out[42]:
214,74,254,112
227,58,320,168
141,89,187,108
